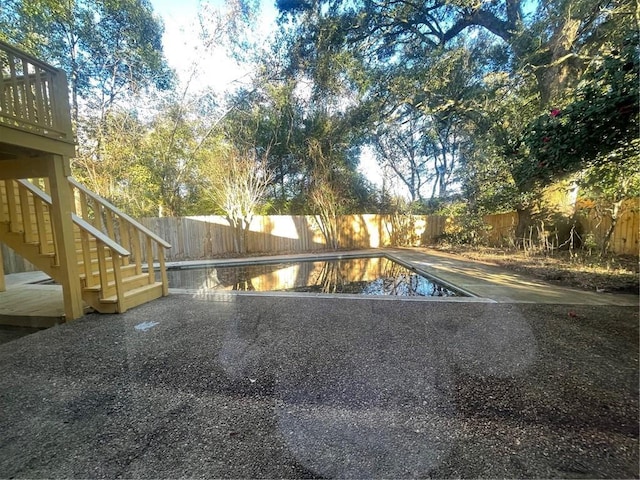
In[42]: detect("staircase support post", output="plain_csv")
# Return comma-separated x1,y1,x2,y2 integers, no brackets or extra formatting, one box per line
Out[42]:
48,155,83,320
0,246,5,292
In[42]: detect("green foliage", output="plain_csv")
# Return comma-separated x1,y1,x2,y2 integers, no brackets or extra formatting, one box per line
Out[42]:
580,150,640,202
517,36,639,187
369,45,482,202
1,0,173,119
276,0,636,221
436,202,490,246
73,92,221,217
220,62,377,214
3,0,635,226
73,109,157,216
449,53,541,212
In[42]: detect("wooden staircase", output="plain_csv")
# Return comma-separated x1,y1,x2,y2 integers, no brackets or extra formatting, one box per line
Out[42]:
0,177,170,314
0,39,171,319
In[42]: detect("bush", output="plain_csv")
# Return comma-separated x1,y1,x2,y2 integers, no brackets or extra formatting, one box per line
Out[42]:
436,203,490,246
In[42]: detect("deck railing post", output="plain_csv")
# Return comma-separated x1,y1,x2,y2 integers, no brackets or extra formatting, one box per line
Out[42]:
47,154,83,320
112,253,125,313
5,180,19,233
158,246,168,296
79,228,95,288
51,67,73,140
0,246,5,292
0,180,6,224
146,236,154,284
17,183,35,243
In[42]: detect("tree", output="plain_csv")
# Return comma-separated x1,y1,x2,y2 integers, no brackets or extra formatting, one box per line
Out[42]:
371,106,430,203
73,87,224,218
221,80,308,212
307,139,343,249
72,108,160,217
369,43,482,203
278,0,634,107
2,0,179,218
516,34,639,187
219,63,377,214
202,146,273,253
455,64,541,222
1,0,173,122
276,0,636,213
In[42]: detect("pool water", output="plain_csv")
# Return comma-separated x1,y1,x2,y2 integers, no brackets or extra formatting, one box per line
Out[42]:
165,256,466,297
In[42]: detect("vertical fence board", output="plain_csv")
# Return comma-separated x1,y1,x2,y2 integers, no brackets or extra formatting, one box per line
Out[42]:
2,205,638,273
483,212,518,246
575,199,639,255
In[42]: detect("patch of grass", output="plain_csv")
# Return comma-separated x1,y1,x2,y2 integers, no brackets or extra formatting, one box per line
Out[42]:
434,246,639,294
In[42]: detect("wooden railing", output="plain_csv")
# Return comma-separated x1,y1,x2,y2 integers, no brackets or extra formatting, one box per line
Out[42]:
0,40,73,142
0,178,56,262
69,177,170,295
0,178,131,311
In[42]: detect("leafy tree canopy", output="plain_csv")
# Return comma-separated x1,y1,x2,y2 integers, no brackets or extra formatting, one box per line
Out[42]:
516,34,639,187
0,0,174,119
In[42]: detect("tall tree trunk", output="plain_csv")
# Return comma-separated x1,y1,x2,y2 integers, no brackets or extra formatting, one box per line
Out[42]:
227,217,242,253
534,17,581,106
600,200,622,256
514,206,533,248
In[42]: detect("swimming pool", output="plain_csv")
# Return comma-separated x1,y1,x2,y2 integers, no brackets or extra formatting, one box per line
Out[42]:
164,255,469,297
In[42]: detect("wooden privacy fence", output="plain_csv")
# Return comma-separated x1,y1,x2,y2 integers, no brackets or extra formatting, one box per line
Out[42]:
136,214,444,261
482,212,519,246
3,207,638,273
575,198,639,256
478,201,639,256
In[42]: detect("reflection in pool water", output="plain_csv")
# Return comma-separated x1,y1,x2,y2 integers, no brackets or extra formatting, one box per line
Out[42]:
165,256,465,297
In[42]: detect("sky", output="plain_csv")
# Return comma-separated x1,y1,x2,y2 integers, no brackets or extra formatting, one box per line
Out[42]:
149,0,278,94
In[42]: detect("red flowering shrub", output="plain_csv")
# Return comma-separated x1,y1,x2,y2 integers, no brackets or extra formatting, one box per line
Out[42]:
514,34,638,188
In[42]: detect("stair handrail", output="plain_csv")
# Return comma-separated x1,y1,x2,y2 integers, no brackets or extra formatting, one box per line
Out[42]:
16,179,130,256
72,215,130,257
68,177,171,249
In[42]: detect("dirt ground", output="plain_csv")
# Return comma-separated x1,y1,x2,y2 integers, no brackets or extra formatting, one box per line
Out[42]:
1,296,637,478
432,246,639,295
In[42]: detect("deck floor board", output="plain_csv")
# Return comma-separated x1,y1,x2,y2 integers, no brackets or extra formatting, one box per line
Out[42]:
0,274,65,327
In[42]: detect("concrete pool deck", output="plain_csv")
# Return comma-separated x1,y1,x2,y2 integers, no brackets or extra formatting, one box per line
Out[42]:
391,248,639,305
163,248,638,306
1,294,638,477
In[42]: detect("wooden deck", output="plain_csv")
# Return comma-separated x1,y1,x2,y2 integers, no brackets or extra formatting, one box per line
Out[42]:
0,272,66,327
1,41,171,321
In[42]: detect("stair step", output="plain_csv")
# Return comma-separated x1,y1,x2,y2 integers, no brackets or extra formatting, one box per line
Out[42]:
2,178,169,318
83,273,153,293
78,262,138,277
99,282,163,303
97,282,164,313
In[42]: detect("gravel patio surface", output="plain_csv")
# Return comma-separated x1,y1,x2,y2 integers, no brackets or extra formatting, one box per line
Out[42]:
0,294,637,478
